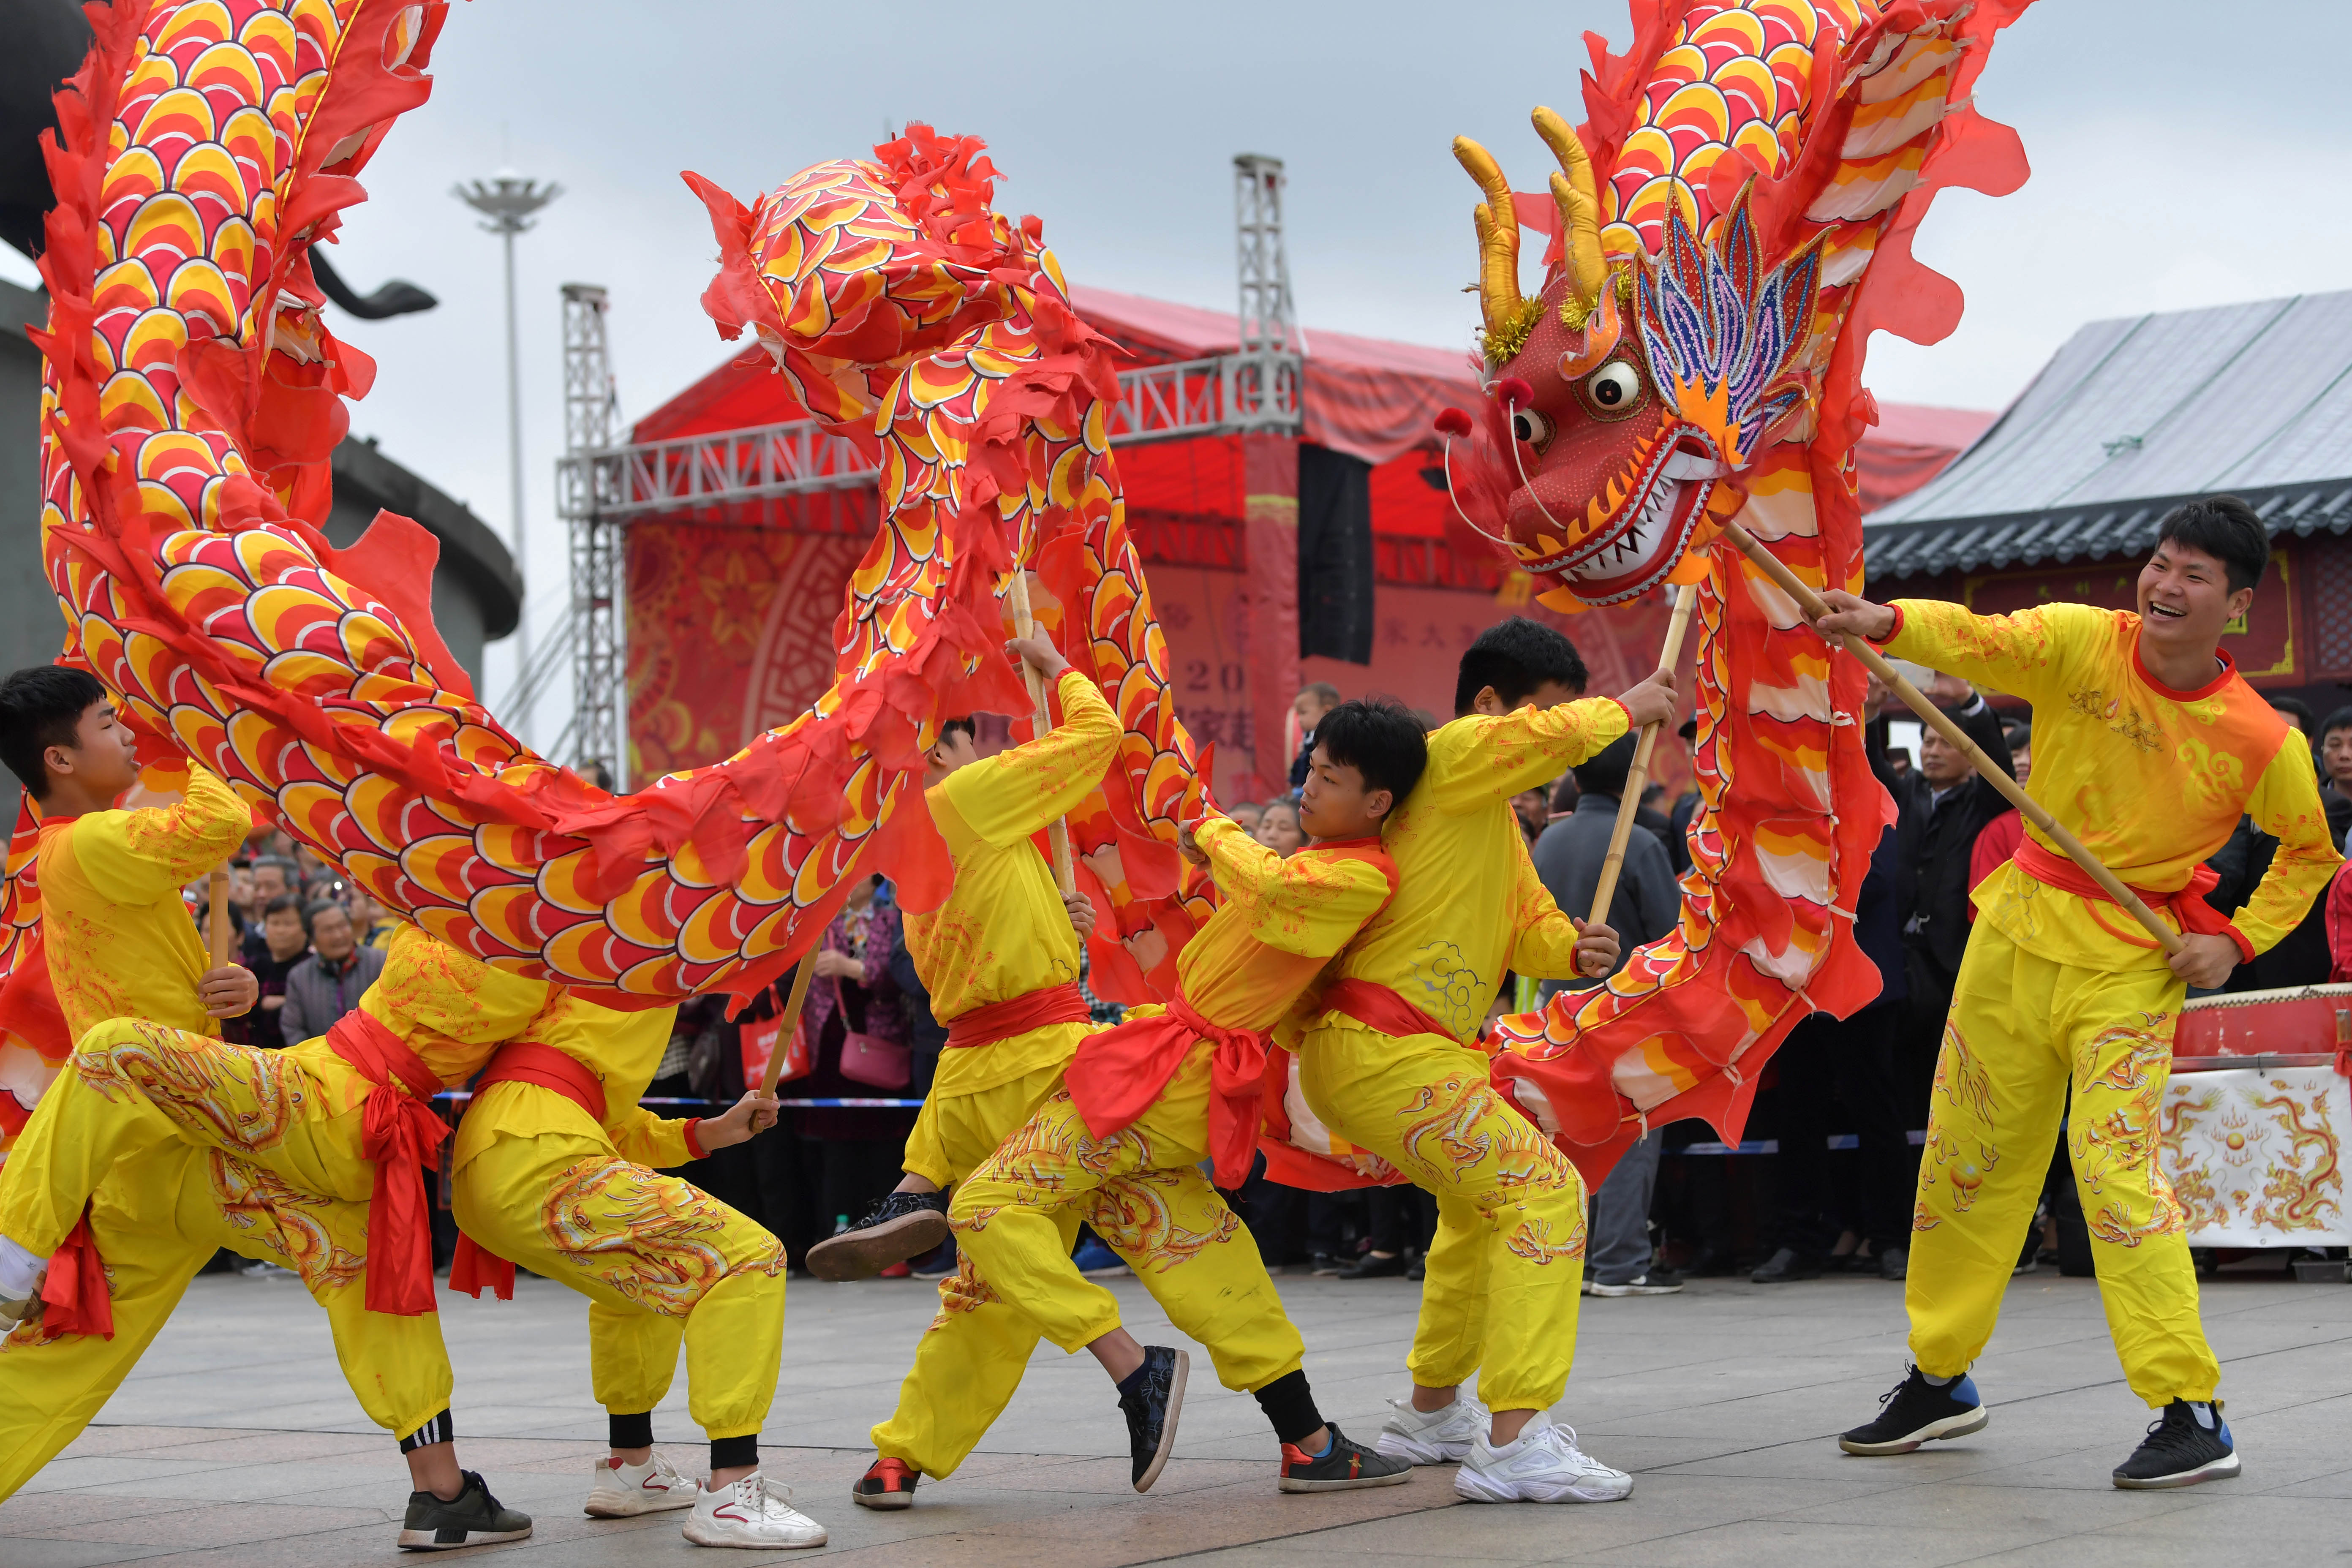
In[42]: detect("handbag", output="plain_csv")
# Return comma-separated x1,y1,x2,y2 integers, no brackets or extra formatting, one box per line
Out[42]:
833,974,911,1090
738,980,811,1089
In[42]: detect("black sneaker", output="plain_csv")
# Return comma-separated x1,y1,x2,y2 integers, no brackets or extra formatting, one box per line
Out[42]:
805,1190,950,1282
909,1237,958,1279
1278,1422,1412,1492
851,1455,919,1509
397,1470,532,1551
1838,1367,1988,1455
2112,1400,2240,1489
1878,1247,1908,1281
1334,1251,1409,1280
1118,1345,1189,1492
1589,1267,1684,1297
1405,1253,1425,1281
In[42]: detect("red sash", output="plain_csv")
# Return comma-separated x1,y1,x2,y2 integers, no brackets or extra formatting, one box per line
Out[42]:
1322,978,1452,1042
943,981,1090,1049
2012,837,2251,960
1064,992,1269,1189
39,1213,113,1338
325,1012,453,1317
448,1043,610,1301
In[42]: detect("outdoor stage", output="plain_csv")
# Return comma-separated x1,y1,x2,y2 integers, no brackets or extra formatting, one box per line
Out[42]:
2,1270,2344,1567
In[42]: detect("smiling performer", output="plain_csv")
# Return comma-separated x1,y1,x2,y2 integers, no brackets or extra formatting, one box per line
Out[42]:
953,700,1432,1498
1813,496,2338,1489
1297,622,1669,1505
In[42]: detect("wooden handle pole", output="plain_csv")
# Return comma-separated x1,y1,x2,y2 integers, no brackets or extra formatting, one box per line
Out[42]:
1718,520,2183,956
1004,570,1078,897
1587,585,1699,929
207,866,231,968
757,953,822,1098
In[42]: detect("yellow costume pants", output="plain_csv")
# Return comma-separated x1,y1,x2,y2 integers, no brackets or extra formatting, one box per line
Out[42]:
950,1043,1303,1376
449,1113,788,1439
1298,1023,1586,1411
1907,924,2219,1406
874,1058,1299,1477
0,1023,452,1499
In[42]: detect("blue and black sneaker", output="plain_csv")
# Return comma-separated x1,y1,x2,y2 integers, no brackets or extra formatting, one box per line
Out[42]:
1839,1366,1988,1455
1117,1345,1189,1492
2113,1399,2239,1489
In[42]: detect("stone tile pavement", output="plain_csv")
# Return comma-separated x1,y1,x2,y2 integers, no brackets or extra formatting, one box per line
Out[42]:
3,1264,2346,1565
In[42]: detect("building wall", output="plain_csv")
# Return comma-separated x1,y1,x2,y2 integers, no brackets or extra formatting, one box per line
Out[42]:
0,278,518,689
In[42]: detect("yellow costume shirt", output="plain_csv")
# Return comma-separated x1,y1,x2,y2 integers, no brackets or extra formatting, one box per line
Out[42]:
1179,817,1394,1028
37,765,248,1041
1317,698,1628,1041
902,668,1119,1096
1884,600,2338,969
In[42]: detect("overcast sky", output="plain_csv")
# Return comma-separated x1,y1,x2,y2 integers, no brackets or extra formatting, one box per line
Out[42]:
11,1,2350,731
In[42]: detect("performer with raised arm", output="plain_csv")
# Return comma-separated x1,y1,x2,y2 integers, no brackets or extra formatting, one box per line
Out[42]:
0,668,535,1547
445,993,809,1549
1296,619,1673,1505
953,700,1433,1497
1811,496,2338,1489
821,632,1124,1508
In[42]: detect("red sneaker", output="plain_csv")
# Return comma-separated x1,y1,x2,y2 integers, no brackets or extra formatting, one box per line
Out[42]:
851,1455,918,1511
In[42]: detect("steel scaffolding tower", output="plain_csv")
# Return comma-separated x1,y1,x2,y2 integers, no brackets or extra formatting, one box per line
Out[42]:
558,283,626,787
1230,153,1304,430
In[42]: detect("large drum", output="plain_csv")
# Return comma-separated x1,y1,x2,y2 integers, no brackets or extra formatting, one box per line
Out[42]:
2175,983,2352,1060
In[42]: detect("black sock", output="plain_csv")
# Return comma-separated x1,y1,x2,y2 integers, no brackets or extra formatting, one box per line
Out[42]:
1251,1369,1326,1446
398,1409,455,1455
710,1434,758,1473
609,1411,654,1451
1116,1361,1149,1398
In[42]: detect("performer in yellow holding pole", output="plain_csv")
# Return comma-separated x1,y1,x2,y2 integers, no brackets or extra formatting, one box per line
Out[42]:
1297,619,1673,1505
819,632,1122,1508
0,666,534,1547
1812,497,2338,1489
444,991,813,1549
958,699,1434,1496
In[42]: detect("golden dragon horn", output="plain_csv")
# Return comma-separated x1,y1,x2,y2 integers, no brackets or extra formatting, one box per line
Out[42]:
1531,106,1607,330
1452,135,1528,354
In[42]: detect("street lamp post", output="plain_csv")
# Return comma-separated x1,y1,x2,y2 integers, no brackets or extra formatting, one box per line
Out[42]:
454,169,561,743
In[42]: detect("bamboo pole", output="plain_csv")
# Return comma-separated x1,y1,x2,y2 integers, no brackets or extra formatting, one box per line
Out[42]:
1004,570,1078,896
206,866,231,968
756,953,822,1098
1718,520,2183,956
1586,585,1699,931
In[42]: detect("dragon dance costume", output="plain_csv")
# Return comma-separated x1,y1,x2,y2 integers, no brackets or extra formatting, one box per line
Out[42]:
447,996,789,1452
870,669,1285,1480
0,859,550,1495
1877,601,2338,1404
951,817,1400,1430
1296,698,1627,1414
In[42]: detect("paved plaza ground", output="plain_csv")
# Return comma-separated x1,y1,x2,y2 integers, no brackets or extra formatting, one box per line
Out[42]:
2,1263,2347,1566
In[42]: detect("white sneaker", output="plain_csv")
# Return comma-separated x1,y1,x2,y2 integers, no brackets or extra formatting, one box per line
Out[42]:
1375,1391,1492,1465
1455,1414,1633,1503
681,1473,828,1549
586,1451,702,1516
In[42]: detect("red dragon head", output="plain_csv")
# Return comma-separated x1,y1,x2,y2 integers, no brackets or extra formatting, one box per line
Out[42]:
1440,108,1825,612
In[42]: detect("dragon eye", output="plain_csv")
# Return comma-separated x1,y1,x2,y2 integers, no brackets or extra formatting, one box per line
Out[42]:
1582,360,1644,418
1511,408,1554,446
